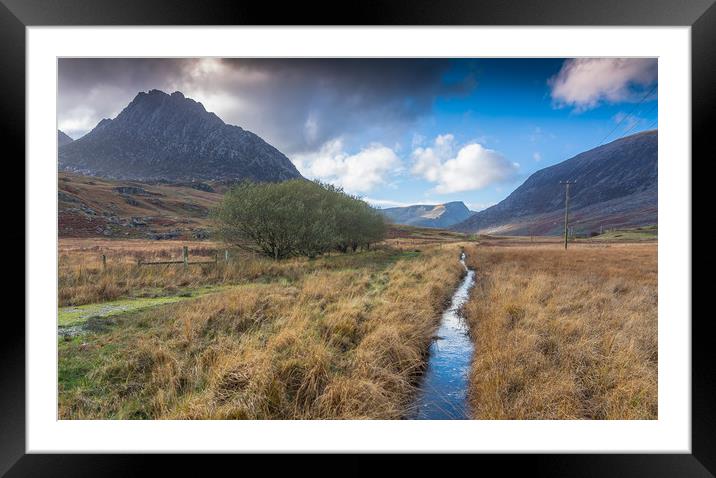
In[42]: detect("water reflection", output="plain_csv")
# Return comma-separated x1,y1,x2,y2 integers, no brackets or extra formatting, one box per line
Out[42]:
410,252,476,420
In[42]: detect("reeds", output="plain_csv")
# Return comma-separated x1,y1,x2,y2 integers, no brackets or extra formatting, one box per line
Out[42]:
463,243,657,419
59,243,465,419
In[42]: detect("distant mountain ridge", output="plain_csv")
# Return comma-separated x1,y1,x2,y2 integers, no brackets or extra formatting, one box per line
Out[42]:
58,89,302,183
58,130,74,147
381,201,475,228
452,130,657,235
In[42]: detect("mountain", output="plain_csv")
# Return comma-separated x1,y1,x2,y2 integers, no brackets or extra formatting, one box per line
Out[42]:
58,89,302,182
452,130,657,235
58,130,74,147
381,201,475,228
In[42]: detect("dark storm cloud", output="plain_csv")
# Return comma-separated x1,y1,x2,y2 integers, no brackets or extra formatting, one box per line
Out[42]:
58,58,476,154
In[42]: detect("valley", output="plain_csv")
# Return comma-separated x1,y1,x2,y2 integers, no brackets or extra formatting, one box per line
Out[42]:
54,84,659,422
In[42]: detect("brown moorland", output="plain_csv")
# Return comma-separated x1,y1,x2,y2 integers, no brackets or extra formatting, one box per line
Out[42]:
58,234,657,420
59,241,465,419
463,241,657,419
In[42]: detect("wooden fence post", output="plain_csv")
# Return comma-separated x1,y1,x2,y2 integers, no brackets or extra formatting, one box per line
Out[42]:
183,246,189,270
101,254,107,272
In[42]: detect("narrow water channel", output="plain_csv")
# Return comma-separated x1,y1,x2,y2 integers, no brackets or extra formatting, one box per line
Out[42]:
410,251,476,419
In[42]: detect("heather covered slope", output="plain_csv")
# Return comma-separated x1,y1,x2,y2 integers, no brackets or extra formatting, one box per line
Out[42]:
58,89,302,182
58,172,224,239
452,130,657,235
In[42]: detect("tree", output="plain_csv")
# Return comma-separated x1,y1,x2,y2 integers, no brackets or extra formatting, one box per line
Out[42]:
213,179,387,259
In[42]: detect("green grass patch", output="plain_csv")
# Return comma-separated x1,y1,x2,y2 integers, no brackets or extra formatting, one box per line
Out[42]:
58,335,119,391
58,284,234,326
590,225,658,241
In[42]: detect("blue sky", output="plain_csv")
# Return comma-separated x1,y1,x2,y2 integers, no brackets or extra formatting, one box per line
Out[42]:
309,58,658,210
58,58,658,210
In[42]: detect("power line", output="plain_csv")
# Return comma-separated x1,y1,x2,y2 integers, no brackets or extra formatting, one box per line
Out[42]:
596,84,658,146
554,86,657,254
618,103,659,138
644,118,658,130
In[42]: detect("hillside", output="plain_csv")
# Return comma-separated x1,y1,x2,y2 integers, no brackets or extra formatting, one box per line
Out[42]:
58,172,225,239
452,130,657,235
381,201,475,228
58,130,74,147
58,89,302,182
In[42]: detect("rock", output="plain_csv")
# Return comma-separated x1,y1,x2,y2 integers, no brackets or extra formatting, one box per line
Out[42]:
113,186,159,196
192,228,210,239
148,230,182,240
187,182,214,193
58,191,80,203
122,195,140,206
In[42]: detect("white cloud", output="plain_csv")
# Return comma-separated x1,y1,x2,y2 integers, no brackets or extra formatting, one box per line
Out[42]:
435,133,455,148
549,58,657,111
411,147,442,182
533,152,542,162
411,133,426,148
303,112,320,145
58,110,100,139
612,111,639,131
410,135,518,194
528,127,543,142
292,138,401,193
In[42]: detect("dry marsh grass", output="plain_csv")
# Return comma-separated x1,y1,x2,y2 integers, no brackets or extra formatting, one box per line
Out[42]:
58,238,411,306
59,243,465,419
463,243,657,419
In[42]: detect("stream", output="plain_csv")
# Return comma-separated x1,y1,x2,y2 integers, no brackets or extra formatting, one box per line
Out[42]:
410,251,476,419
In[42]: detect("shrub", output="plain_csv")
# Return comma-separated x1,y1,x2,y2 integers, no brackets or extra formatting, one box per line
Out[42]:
213,180,386,259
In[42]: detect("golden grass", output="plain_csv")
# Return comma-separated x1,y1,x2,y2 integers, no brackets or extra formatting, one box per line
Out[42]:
463,243,657,419
58,238,395,306
59,243,465,419
59,236,658,420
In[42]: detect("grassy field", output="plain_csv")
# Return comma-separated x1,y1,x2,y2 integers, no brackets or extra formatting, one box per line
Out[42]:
58,226,467,307
60,238,283,306
59,238,466,419
586,225,658,242
58,232,657,420
462,241,657,419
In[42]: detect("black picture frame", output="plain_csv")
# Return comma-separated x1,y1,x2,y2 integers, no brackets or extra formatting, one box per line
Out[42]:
5,0,709,473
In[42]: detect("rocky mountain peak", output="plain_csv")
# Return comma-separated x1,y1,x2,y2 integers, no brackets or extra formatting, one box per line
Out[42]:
58,89,302,183
115,89,225,133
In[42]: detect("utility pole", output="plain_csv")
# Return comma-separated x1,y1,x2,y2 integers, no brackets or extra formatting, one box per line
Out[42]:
559,180,576,250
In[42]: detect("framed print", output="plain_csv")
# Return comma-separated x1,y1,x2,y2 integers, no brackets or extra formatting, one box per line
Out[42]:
5,0,711,473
